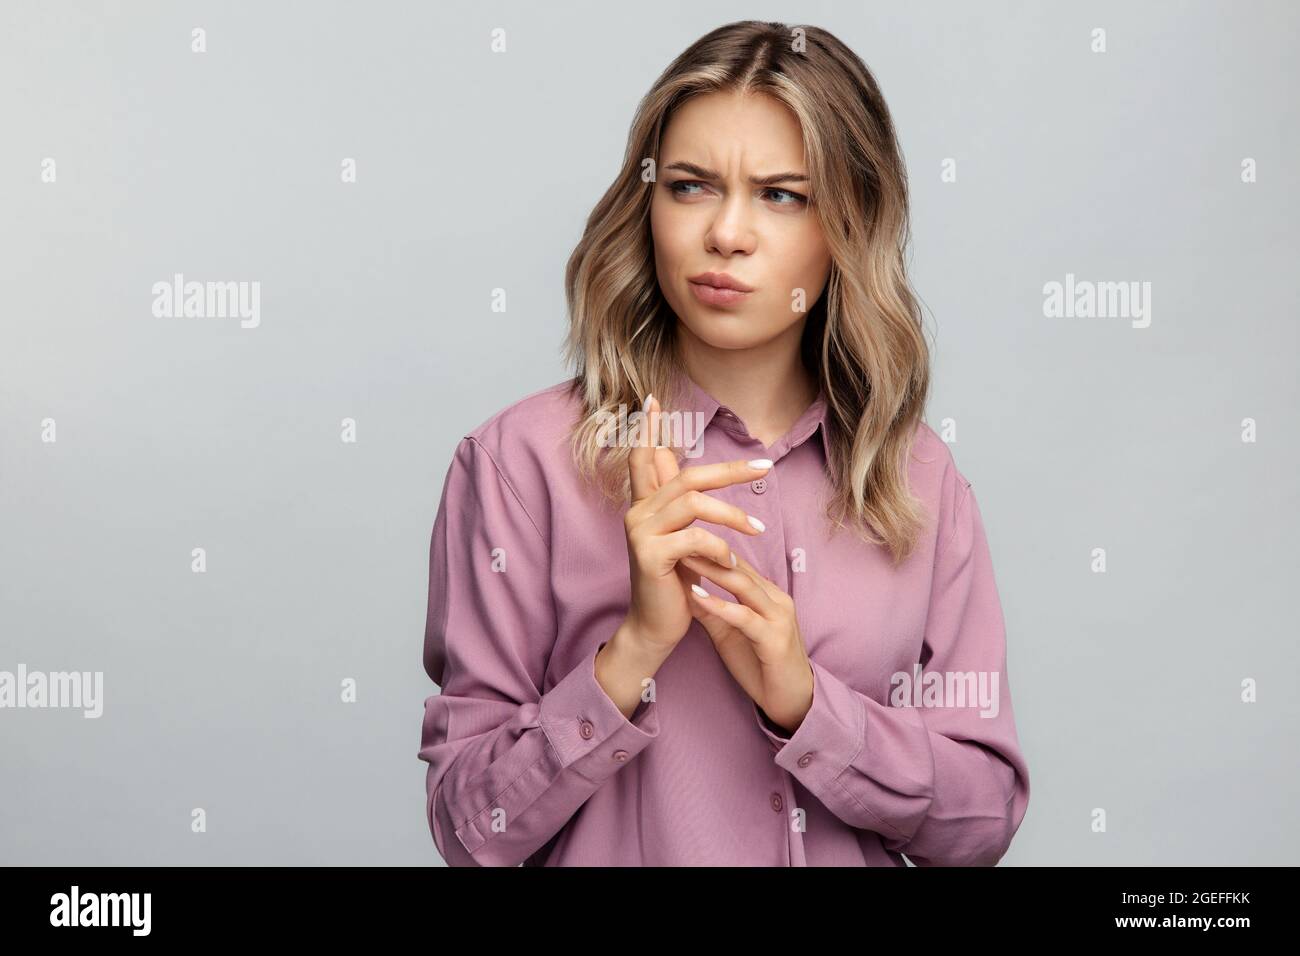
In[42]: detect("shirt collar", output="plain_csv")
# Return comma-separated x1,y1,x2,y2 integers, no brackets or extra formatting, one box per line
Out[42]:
666,365,831,464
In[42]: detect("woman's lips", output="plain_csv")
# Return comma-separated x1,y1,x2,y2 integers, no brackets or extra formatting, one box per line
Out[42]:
688,280,752,307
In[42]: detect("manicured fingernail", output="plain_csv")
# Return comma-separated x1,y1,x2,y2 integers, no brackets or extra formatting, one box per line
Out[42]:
643,393,654,411
747,458,773,470
747,515,765,532
729,551,738,567
690,583,709,598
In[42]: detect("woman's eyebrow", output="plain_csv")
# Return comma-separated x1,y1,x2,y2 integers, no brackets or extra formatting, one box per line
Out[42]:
663,160,809,187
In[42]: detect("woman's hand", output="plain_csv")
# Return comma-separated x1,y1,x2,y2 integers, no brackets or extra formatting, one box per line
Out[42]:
619,394,773,657
679,552,815,735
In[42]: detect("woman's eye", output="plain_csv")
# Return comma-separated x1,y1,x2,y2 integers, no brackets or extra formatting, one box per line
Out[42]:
668,180,706,197
763,187,807,206
667,181,807,206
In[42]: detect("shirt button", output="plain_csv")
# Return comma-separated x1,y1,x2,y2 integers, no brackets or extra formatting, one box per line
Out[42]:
612,750,628,762
750,478,767,494
769,792,784,813
579,720,594,739
797,752,813,768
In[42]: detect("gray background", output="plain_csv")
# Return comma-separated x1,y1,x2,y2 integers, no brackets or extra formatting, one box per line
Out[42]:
1,0,1296,865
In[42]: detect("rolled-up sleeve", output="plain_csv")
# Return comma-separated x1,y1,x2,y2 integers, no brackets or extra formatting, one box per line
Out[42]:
751,479,1030,866
418,436,659,867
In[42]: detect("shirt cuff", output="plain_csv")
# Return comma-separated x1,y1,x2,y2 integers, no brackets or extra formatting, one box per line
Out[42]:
751,657,864,790
538,639,659,784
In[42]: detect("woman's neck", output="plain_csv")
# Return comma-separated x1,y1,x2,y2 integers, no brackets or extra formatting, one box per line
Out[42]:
676,337,819,449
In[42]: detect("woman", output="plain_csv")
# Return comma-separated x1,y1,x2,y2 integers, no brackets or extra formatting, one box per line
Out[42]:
418,20,1030,866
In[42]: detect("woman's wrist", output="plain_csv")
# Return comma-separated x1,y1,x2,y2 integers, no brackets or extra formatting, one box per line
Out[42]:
595,621,673,719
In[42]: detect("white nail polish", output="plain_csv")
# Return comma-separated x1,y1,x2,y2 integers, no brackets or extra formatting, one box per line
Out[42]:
643,393,654,411
730,552,738,567
747,515,765,532
747,458,773,470
691,583,709,598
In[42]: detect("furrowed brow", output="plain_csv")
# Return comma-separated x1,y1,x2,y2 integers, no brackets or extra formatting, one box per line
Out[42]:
663,161,809,187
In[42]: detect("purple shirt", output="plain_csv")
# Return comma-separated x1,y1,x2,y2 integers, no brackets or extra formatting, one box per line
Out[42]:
418,368,1030,866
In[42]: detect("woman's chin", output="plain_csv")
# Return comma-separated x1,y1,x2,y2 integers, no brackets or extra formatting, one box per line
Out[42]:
680,316,773,350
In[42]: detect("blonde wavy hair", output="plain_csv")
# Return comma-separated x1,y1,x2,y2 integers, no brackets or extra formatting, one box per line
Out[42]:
562,19,934,565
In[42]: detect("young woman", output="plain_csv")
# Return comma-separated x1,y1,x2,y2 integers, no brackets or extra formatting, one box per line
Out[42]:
418,20,1030,866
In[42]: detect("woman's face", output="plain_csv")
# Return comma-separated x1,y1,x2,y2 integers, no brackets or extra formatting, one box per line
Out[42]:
651,89,833,352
